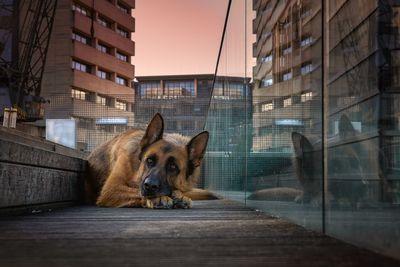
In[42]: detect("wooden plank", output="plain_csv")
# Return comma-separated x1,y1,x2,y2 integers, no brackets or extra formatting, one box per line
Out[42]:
0,139,86,172
0,200,398,267
0,126,87,159
0,162,80,208
0,201,75,216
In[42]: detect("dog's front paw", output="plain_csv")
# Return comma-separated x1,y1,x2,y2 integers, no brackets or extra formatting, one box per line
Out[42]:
142,196,173,209
172,190,192,209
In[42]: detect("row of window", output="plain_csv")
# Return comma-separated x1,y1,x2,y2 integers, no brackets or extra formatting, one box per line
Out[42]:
72,2,131,39
260,62,313,88
260,91,313,112
71,88,129,111
73,1,131,17
72,31,129,63
281,35,313,56
139,81,195,98
258,35,313,65
72,60,129,87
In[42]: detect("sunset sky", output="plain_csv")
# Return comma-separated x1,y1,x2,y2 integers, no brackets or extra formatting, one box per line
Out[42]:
133,0,254,77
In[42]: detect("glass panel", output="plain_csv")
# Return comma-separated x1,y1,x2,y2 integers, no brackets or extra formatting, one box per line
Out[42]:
204,0,251,202
204,0,324,231
326,0,400,259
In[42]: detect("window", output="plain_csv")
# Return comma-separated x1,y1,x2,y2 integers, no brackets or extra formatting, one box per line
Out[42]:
96,95,106,106
261,32,272,40
72,60,90,73
261,102,274,112
97,69,111,80
72,2,90,17
301,63,313,75
301,6,312,19
116,76,128,86
97,43,111,54
300,36,313,47
261,78,273,87
116,27,129,38
72,32,90,45
261,54,272,63
116,51,128,62
71,88,88,100
117,2,129,13
282,71,292,81
115,100,127,111
140,82,162,98
283,97,292,107
301,91,313,102
164,81,195,97
282,46,292,55
98,16,112,28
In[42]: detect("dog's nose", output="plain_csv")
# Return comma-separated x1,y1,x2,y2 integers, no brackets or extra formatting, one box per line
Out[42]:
144,177,160,192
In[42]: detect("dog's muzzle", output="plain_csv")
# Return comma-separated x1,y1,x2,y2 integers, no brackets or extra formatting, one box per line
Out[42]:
141,174,171,197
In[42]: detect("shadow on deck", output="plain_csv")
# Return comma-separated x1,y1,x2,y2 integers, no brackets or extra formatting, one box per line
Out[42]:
0,199,399,267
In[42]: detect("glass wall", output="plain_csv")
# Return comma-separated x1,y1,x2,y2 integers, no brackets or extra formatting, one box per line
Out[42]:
204,0,400,260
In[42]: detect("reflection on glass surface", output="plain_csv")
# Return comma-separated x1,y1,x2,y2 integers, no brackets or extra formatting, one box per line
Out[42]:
204,0,400,261
326,0,400,259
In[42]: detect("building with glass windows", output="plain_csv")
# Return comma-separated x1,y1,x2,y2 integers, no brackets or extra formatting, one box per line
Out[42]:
135,74,248,137
41,0,135,151
252,0,322,152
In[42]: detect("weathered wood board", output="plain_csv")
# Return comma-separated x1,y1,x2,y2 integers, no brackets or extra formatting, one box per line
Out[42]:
0,200,398,267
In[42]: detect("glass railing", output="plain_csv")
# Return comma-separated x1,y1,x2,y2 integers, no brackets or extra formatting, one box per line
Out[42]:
204,0,400,261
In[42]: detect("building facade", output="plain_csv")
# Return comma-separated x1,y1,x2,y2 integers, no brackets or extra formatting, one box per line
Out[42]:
135,74,248,138
41,0,135,151
252,0,322,152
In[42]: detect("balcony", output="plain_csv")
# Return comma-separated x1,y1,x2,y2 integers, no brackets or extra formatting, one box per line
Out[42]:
79,0,135,32
73,41,134,79
71,98,134,122
74,12,134,55
72,69,134,96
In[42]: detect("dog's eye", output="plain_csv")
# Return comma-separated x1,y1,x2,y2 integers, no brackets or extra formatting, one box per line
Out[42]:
146,157,156,167
167,162,178,172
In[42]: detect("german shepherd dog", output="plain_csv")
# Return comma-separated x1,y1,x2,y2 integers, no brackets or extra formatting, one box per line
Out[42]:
85,113,213,208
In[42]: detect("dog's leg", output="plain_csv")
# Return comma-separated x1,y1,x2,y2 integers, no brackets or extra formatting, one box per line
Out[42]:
96,153,146,208
172,190,193,209
96,183,143,208
142,196,174,209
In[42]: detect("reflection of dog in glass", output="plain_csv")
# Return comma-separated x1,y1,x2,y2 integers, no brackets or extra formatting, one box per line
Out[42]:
249,115,392,208
85,113,214,208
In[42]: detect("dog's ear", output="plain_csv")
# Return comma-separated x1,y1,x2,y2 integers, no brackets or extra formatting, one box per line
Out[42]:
292,132,313,157
187,131,209,169
140,113,164,158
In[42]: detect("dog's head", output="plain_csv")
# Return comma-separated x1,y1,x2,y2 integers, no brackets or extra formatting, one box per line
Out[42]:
137,113,209,198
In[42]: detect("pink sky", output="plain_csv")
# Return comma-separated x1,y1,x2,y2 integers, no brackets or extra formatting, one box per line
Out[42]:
133,0,255,78
132,0,229,76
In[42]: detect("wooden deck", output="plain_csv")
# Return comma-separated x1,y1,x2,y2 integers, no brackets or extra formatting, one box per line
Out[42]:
0,199,399,267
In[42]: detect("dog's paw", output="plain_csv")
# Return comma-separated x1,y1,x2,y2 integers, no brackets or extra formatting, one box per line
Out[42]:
142,196,173,209
172,190,192,209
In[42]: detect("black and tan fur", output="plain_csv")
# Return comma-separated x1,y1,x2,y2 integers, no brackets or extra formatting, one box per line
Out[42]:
85,113,214,208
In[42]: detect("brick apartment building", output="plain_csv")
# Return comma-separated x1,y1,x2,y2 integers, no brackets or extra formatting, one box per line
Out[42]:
42,0,135,151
